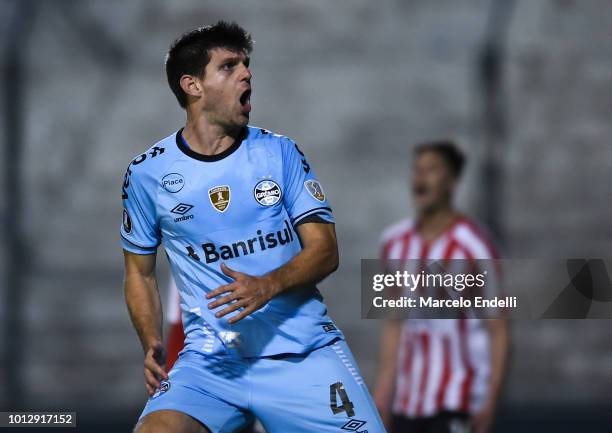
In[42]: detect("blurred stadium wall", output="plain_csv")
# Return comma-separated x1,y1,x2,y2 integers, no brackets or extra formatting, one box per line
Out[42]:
0,0,611,431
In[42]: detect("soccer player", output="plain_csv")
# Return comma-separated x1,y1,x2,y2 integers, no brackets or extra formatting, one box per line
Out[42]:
373,141,509,433
121,21,385,433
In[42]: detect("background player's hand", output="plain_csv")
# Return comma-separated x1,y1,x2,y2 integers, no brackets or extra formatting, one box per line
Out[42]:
206,263,280,324
143,342,168,396
471,402,495,433
373,384,394,430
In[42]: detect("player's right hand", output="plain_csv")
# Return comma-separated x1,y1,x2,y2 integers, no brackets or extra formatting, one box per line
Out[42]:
143,342,168,396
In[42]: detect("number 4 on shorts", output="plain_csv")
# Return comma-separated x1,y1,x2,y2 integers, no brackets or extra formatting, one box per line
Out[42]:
329,382,355,417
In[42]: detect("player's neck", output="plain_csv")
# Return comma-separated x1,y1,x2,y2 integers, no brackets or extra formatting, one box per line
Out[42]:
182,112,243,156
416,205,459,242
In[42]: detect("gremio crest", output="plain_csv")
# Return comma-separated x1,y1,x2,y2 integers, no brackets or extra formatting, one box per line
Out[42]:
208,185,231,212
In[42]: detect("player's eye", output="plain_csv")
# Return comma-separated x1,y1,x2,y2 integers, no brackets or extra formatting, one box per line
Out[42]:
222,63,233,71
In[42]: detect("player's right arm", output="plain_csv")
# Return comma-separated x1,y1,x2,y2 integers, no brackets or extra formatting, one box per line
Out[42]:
120,161,166,395
124,250,168,395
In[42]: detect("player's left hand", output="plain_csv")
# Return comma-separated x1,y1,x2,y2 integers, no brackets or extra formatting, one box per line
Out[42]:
206,262,280,324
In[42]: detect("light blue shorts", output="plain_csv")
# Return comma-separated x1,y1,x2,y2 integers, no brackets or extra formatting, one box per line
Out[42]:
140,339,386,433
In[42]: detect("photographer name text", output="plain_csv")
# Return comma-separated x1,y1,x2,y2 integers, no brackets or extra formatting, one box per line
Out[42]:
372,295,517,309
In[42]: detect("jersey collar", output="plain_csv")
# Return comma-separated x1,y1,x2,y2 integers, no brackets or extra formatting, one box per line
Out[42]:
175,127,247,162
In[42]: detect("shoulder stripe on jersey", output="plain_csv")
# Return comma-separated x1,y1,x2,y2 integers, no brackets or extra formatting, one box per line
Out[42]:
121,234,159,251
454,218,499,259
291,207,332,224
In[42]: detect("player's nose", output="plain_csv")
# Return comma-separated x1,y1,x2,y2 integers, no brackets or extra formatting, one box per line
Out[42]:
240,64,252,83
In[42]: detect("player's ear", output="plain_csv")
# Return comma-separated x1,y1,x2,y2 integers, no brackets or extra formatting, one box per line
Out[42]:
179,74,203,100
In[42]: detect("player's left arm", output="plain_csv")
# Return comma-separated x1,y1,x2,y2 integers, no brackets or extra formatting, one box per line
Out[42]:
207,221,338,324
264,220,339,289
473,319,509,433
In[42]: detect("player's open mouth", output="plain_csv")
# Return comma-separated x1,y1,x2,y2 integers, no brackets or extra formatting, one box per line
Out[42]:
414,185,428,197
239,89,252,113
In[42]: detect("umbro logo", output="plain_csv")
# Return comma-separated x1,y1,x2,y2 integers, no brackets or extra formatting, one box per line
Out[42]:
171,204,195,222
341,419,367,432
171,203,194,215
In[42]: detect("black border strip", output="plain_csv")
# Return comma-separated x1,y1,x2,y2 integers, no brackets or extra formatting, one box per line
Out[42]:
121,234,159,251
294,213,333,227
175,127,246,162
292,206,333,224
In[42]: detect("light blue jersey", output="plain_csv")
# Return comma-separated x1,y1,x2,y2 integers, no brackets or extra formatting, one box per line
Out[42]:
121,126,344,358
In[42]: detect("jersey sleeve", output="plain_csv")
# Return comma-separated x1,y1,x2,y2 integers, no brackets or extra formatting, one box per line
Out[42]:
281,138,335,226
120,165,161,254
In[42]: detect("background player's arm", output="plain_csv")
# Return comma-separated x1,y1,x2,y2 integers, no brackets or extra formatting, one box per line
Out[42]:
472,319,509,433
207,221,338,323
373,319,401,429
123,250,168,395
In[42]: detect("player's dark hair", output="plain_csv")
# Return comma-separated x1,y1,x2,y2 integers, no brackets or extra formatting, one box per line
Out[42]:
414,140,466,178
165,21,253,108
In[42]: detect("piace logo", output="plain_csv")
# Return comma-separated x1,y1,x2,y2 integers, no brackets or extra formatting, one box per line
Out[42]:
254,180,282,206
161,173,185,193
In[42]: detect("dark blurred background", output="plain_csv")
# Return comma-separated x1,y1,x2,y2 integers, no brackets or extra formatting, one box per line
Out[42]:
1,0,611,432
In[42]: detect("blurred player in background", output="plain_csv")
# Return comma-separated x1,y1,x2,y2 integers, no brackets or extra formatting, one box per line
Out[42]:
374,141,509,433
121,21,385,433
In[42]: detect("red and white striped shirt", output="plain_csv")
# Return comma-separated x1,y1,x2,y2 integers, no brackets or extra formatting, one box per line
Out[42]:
380,216,499,417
